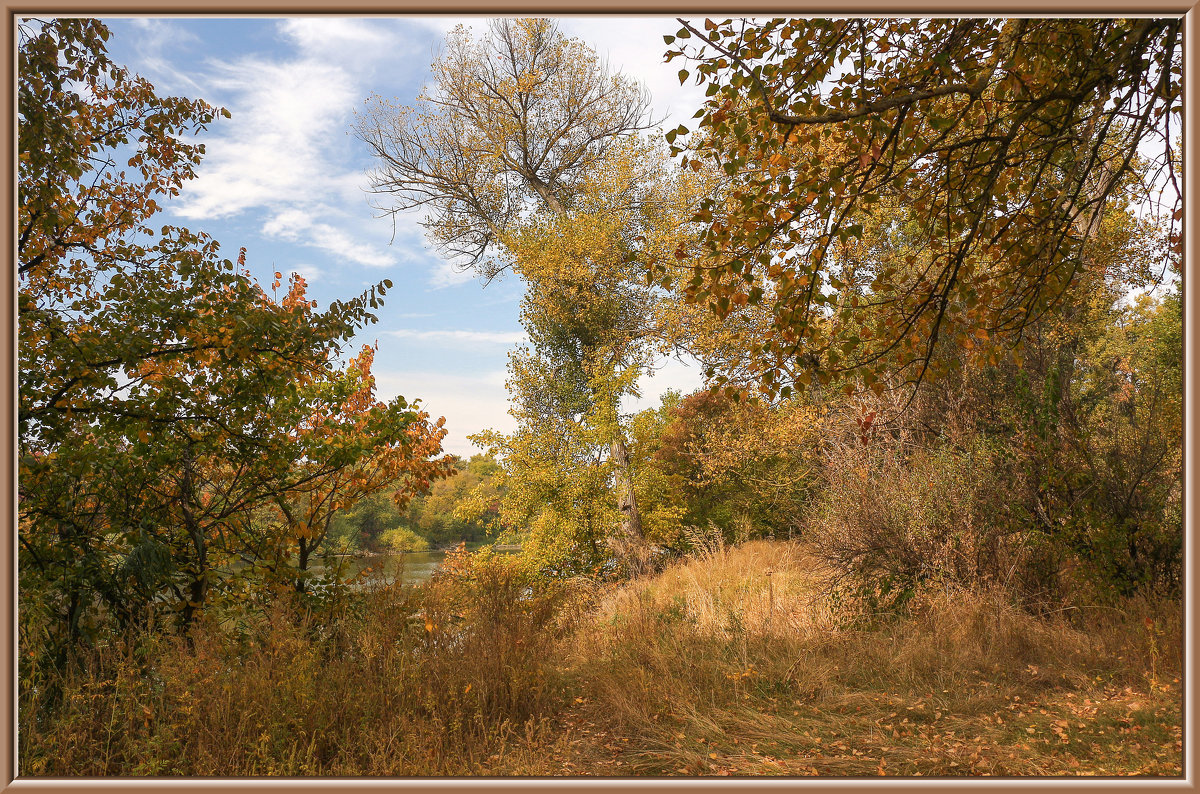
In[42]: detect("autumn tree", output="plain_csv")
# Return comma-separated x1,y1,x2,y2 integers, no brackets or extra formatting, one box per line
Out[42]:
355,18,652,278
644,388,822,543
661,18,1181,398
271,343,455,593
357,19,703,571
18,19,448,647
403,455,505,546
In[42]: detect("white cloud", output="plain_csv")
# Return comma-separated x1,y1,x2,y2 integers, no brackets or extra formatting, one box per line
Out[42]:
374,369,513,458
386,329,526,345
262,208,400,268
559,17,709,130
162,20,435,279
126,19,207,96
429,258,483,288
174,56,357,221
278,17,397,62
286,264,322,283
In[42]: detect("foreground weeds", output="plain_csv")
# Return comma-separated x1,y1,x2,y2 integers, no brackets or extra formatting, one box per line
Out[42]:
21,556,581,776
21,542,1181,777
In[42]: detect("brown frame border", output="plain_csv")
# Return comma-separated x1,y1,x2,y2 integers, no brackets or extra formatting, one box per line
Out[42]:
3,3,1196,792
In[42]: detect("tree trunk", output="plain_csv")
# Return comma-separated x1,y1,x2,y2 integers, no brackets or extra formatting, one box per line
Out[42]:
296,537,311,594
609,437,648,572
178,458,208,631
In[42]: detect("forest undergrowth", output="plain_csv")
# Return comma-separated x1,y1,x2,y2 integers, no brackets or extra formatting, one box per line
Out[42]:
21,541,1181,778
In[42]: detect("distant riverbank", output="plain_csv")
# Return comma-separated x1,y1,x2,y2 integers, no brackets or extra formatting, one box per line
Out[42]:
323,543,522,585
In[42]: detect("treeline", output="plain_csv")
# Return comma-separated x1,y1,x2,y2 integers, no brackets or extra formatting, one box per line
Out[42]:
325,454,505,553
628,282,1181,607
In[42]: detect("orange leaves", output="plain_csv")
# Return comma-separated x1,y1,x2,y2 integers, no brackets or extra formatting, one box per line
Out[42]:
275,340,456,551
857,143,882,169
281,273,311,312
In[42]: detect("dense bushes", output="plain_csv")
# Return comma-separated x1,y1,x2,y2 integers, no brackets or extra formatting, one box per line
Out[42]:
632,284,1181,610
807,435,1045,610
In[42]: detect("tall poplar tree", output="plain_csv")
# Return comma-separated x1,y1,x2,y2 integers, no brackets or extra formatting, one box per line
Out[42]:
356,19,690,571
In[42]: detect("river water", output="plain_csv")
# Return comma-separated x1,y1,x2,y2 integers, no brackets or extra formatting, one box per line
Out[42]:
314,546,521,589
338,551,447,585
344,546,523,585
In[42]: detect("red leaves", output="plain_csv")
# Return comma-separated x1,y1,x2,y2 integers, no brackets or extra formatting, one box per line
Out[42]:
854,411,877,445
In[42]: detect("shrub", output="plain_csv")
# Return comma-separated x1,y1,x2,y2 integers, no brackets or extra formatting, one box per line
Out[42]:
20,550,581,776
380,525,430,553
805,435,1050,610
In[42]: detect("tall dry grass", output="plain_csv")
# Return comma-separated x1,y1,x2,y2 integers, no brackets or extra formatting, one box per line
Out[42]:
20,554,580,776
567,540,1182,775
20,540,1181,777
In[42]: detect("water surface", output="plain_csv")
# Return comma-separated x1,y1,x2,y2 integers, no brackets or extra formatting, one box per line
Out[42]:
341,551,447,585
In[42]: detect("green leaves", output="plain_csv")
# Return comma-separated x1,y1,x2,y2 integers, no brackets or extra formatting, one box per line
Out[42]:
664,124,689,145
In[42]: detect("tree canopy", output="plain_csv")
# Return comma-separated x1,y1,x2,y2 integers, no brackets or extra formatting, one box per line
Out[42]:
661,18,1181,398
354,18,654,280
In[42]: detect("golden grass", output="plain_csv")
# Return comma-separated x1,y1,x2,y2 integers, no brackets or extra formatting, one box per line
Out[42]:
20,560,577,776
562,540,1182,777
20,540,1182,777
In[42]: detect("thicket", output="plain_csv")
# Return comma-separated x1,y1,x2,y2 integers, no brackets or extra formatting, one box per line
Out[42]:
21,541,1181,776
629,276,1182,612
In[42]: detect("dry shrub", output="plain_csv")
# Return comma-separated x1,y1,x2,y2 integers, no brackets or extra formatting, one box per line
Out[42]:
418,547,585,725
805,435,1059,609
20,551,580,776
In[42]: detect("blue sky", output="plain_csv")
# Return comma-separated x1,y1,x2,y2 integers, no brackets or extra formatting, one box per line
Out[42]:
99,16,707,457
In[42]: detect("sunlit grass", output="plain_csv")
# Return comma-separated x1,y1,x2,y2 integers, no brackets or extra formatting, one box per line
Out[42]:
560,541,1182,777
20,541,1181,777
